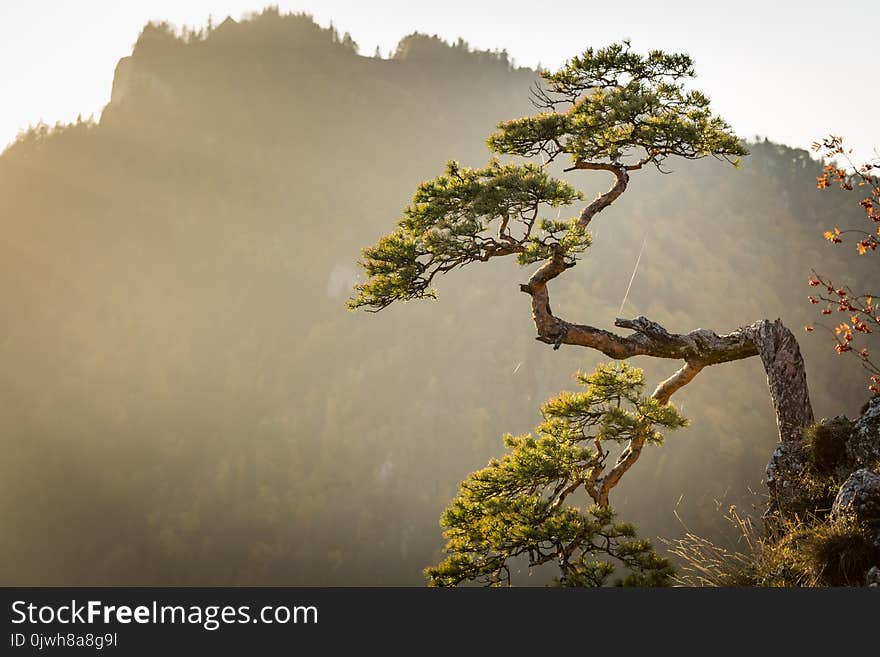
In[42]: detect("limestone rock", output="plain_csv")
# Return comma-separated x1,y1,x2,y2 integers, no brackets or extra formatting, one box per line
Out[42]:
832,468,880,528
765,441,810,518
848,397,880,468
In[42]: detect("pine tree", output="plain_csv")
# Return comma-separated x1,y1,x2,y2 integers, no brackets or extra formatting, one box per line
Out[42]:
350,42,816,584
426,363,684,586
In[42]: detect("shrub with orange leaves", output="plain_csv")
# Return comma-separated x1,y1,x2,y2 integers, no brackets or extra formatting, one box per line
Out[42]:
806,136,879,392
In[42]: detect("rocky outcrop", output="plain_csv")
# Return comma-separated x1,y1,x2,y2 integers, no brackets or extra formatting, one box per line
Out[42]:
834,467,880,586
848,397,880,468
832,469,880,535
766,400,879,522
764,441,810,519
108,56,172,107
764,396,880,585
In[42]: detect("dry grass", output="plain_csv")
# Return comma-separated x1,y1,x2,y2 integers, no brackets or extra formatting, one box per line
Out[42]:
663,503,763,587
773,515,880,586
802,418,853,477
663,416,876,587
664,503,879,587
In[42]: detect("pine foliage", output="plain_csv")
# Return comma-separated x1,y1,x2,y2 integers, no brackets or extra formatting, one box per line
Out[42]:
426,363,686,586
350,41,746,311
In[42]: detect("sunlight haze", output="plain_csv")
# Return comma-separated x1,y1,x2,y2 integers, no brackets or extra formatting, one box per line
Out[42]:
3,1,879,588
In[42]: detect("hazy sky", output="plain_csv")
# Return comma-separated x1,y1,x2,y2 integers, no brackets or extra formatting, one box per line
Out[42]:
1,1,878,162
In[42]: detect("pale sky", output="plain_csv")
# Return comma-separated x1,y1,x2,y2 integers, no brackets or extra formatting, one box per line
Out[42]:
1,1,878,162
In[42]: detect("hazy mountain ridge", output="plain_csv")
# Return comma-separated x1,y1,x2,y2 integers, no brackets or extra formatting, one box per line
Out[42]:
0,9,873,584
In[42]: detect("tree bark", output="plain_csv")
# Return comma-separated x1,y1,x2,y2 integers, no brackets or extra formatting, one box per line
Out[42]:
743,319,815,442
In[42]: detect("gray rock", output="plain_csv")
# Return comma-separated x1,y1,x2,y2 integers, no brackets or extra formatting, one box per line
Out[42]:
765,441,810,519
832,468,880,527
867,566,880,587
848,397,880,467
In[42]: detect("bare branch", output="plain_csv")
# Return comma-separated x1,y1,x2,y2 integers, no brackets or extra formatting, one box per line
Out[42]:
573,163,630,228
594,361,703,505
652,361,705,405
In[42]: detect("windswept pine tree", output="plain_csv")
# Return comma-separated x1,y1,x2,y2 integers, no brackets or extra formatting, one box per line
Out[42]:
351,42,816,584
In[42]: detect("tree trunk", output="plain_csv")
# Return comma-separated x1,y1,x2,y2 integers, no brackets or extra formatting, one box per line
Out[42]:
744,319,815,443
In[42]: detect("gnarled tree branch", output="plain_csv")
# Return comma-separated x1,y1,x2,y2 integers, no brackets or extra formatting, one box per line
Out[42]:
526,304,813,503
743,319,815,443
568,163,630,227
524,282,814,506
517,169,814,503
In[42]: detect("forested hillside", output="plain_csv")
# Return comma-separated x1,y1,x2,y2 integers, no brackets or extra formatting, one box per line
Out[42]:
0,8,874,584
